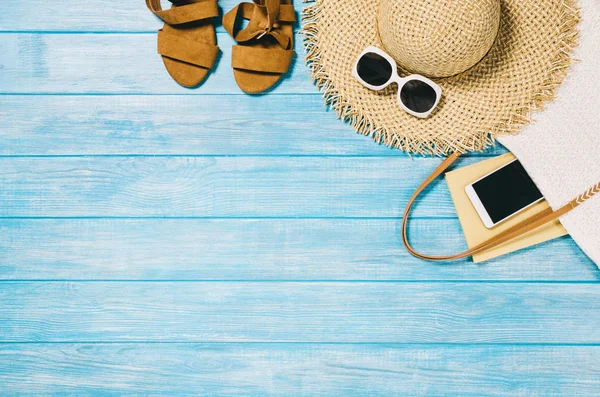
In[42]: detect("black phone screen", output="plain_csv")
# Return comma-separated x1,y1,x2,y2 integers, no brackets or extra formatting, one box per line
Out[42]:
472,160,543,224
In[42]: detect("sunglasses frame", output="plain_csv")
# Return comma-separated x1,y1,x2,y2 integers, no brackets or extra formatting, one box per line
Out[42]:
353,46,442,119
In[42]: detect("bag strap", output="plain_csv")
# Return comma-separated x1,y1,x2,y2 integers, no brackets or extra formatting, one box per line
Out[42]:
402,152,600,261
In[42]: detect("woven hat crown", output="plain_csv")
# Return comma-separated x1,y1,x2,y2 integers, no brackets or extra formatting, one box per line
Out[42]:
377,0,501,78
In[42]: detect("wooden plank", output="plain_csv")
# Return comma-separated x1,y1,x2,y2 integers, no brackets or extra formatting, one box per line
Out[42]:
0,219,594,281
0,33,314,94
2,282,600,343
0,156,483,218
1,343,599,395
0,0,299,33
0,95,506,156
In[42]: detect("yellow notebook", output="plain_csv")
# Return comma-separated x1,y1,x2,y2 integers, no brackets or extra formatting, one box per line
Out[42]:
445,153,568,262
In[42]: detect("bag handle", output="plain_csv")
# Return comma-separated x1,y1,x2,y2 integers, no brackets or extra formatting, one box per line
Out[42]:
402,152,600,261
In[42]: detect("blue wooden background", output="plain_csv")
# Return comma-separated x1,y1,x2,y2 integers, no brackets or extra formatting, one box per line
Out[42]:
1,1,600,395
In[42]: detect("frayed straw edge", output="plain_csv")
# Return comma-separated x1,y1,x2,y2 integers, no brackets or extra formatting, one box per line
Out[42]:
300,0,581,157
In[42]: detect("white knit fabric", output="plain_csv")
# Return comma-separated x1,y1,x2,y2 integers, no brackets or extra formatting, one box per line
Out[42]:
498,0,600,265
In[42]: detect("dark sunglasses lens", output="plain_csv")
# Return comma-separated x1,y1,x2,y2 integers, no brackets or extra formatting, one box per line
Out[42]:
400,80,438,114
357,52,393,86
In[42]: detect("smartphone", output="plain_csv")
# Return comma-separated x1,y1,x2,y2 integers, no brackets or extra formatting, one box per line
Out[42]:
465,159,544,229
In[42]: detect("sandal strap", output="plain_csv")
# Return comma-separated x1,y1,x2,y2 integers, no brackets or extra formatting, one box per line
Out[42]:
158,29,219,68
223,2,295,49
146,0,219,25
260,0,281,31
231,45,293,73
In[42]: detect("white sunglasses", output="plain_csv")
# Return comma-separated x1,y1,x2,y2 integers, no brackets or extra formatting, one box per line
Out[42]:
353,46,442,118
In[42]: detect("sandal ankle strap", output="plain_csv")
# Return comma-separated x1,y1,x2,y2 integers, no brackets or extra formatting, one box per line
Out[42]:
146,0,219,25
223,1,295,49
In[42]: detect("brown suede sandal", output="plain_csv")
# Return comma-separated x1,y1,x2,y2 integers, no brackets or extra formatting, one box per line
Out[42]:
146,0,220,87
223,0,295,93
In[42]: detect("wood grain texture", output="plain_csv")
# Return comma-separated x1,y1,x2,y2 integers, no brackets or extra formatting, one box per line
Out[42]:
0,1,596,393
2,282,600,343
0,95,506,156
0,0,293,33
0,219,594,281
0,33,312,94
1,343,600,396
0,156,482,218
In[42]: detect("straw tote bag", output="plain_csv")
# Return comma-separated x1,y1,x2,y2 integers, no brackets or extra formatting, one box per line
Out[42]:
402,0,600,262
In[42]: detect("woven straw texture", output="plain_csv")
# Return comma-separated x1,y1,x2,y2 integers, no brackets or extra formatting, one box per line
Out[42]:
378,0,501,78
302,0,580,156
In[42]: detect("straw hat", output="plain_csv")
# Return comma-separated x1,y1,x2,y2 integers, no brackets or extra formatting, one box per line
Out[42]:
302,0,580,156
